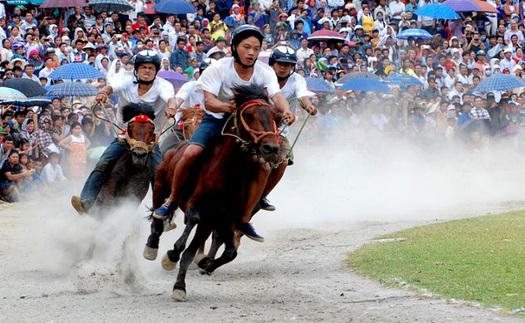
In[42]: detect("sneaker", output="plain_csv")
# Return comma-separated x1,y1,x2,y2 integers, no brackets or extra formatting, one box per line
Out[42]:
71,196,89,215
260,197,276,211
153,199,177,220
236,222,264,243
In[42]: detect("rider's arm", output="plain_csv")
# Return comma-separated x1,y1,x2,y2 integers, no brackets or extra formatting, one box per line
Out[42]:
203,91,235,114
299,96,318,115
165,97,177,118
96,85,114,103
271,92,295,124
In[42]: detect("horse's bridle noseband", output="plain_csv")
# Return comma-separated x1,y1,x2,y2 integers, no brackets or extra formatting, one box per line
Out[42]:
235,99,280,144
123,114,157,152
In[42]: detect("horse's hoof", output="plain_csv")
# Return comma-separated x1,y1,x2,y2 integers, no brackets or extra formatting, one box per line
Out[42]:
199,269,212,276
161,253,177,271
193,253,206,265
163,220,177,232
143,246,158,261
171,289,187,302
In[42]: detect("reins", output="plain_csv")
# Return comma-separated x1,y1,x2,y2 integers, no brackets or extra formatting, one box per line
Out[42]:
220,99,279,149
92,102,174,152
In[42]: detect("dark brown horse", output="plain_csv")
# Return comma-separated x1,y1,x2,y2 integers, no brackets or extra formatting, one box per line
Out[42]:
93,103,157,213
144,85,281,301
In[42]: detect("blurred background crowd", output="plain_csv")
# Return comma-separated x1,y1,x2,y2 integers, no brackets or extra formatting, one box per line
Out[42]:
1,0,524,203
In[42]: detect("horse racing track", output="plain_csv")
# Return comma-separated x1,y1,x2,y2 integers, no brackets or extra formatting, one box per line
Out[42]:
2,133,525,322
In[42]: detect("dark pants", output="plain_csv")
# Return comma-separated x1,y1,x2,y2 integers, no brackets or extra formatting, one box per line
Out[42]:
80,138,162,202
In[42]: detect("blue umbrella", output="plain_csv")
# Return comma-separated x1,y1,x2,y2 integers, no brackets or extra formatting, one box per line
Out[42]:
305,77,335,93
340,78,390,93
397,29,433,41
385,73,424,87
334,72,380,87
415,4,461,20
46,82,99,97
49,63,103,81
154,0,196,14
474,74,525,92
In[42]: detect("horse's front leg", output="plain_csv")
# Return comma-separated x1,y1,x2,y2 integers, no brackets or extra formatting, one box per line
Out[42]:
172,221,212,302
143,217,164,260
161,206,200,271
143,163,171,260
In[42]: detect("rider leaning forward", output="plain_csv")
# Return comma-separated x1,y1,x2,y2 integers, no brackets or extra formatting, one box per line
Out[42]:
71,50,177,214
152,25,295,242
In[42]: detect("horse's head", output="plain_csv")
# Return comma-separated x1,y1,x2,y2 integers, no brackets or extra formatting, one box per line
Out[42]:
233,85,280,163
181,106,205,140
122,103,157,167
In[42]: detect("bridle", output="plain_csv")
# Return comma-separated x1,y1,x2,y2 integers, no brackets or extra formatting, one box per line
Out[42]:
123,114,157,153
223,99,280,148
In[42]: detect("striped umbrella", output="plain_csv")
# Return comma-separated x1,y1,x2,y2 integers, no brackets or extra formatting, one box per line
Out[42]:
46,82,99,97
0,87,27,100
474,74,525,92
89,0,134,13
385,73,424,87
397,29,433,41
49,63,103,81
39,0,87,7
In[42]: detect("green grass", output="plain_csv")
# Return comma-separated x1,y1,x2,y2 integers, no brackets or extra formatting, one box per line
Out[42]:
346,211,525,313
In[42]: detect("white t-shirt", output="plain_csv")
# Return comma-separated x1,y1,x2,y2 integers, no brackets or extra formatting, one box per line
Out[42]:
278,72,315,137
195,57,280,119
111,77,175,132
174,80,204,123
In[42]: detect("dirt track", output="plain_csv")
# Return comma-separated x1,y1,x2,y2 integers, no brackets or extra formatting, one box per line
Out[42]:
2,134,525,322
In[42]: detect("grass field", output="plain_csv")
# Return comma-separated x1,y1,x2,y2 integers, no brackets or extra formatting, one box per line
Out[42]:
347,211,525,314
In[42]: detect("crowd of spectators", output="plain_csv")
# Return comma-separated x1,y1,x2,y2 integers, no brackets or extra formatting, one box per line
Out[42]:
1,0,525,202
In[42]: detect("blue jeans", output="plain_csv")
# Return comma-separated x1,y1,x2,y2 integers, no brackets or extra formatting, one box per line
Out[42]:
80,138,162,203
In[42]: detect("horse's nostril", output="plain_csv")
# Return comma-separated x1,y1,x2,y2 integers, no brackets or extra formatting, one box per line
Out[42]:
132,149,148,158
261,144,279,155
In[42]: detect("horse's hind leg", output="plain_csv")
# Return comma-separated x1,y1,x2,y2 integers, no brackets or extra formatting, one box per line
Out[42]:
197,226,237,275
162,207,200,271
172,222,212,302
194,230,222,265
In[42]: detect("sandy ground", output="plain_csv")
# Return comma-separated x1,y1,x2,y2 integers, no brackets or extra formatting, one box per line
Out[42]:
2,130,525,322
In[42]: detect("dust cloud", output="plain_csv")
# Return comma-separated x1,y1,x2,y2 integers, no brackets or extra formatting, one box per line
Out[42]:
263,118,525,231
6,117,525,290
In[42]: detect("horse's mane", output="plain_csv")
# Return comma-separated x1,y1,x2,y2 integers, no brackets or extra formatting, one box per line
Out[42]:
122,102,156,123
233,84,268,108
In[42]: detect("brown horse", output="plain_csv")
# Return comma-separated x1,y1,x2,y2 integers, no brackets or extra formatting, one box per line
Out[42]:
159,106,205,156
144,85,281,301
93,102,157,213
